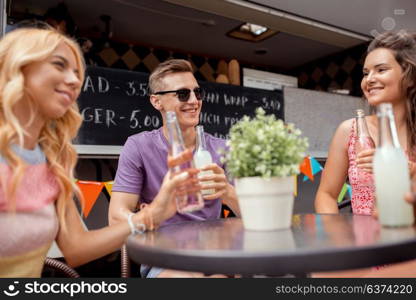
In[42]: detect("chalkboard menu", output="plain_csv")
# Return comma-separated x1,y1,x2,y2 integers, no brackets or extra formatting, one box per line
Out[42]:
74,66,283,150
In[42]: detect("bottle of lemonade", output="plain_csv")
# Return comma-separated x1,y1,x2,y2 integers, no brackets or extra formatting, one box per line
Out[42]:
373,103,414,227
166,111,204,213
194,125,215,196
355,109,376,186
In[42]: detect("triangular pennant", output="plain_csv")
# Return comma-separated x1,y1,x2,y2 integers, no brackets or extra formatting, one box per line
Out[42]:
303,175,309,182
315,215,326,238
310,157,323,175
77,181,104,218
223,209,230,218
337,183,348,203
304,215,316,234
299,156,314,181
104,181,114,197
347,184,352,198
293,175,298,197
292,215,301,227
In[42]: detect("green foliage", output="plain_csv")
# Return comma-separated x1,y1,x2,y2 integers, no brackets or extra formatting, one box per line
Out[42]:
223,108,308,178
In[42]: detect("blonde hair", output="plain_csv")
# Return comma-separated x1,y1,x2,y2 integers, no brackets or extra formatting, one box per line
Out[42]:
148,59,193,94
0,28,85,230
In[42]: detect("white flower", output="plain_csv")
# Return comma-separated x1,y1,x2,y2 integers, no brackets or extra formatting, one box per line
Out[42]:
224,107,309,179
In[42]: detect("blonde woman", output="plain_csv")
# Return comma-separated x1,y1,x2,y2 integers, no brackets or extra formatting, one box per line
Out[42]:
0,27,196,277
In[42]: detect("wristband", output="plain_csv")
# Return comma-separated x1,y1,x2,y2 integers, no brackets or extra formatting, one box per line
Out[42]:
127,213,146,235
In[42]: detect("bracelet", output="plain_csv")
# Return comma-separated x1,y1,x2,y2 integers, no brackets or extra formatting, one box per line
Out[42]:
127,213,146,235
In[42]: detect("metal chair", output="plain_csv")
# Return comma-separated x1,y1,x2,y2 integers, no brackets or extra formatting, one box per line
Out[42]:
120,244,130,278
43,257,80,278
120,244,142,278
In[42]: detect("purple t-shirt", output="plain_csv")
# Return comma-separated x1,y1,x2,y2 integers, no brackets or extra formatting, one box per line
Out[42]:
113,128,227,226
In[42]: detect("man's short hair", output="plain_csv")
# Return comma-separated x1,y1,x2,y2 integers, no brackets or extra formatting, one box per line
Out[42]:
149,59,193,94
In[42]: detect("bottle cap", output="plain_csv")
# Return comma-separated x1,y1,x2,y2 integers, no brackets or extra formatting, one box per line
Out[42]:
166,111,177,123
356,109,365,118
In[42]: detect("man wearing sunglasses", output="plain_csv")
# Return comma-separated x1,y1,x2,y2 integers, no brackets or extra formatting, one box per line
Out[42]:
109,59,239,278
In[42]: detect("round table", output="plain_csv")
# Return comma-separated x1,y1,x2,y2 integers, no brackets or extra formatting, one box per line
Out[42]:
126,214,416,276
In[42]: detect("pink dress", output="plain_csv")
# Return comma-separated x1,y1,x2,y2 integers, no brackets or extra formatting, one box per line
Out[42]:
347,120,376,215
347,120,415,215
0,145,60,278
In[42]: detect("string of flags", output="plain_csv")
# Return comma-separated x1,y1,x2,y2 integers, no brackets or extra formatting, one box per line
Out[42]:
76,180,113,218
337,183,352,203
298,155,351,203
77,156,352,218
299,156,323,182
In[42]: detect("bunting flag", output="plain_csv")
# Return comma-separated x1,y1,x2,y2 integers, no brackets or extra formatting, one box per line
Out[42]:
77,181,104,218
104,181,114,196
304,214,316,234
300,156,314,181
223,209,230,218
337,182,352,203
310,157,323,175
300,156,325,182
337,183,348,203
293,175,298,197
73,155,325,218
315,215,326,238
292,215,301,227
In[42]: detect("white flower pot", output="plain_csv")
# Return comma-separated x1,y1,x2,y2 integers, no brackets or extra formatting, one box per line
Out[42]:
235,176,295,231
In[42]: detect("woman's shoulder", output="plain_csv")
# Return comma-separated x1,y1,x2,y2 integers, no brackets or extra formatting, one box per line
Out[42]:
337,118,355,135
325,118,355,155
327,118,356,150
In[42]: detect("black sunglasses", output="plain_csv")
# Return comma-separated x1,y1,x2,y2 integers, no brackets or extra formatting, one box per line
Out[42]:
153,87,205,102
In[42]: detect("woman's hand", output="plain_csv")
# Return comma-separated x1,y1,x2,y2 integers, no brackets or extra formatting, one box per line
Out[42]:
356,148,376,173
358,151,416,177
405,173,416,206
408,161,416,179
149,149,201,226
404,186,416,225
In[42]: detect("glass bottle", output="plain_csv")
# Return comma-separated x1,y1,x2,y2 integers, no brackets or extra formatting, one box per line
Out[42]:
355,109,376,153
166,111,204,213
194,125,215,196
355,109,376,186
373,103,414,227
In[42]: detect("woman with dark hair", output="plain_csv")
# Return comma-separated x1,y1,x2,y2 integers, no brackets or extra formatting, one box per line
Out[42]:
314,30,416,277
315,30,416,216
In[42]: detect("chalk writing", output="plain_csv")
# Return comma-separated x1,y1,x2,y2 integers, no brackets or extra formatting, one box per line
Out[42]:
76,66,283,147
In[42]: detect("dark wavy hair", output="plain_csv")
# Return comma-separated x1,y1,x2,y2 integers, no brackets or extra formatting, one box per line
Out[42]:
367,30,416,153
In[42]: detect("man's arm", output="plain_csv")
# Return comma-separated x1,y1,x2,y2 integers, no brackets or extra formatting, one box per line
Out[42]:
109,136,142,225
108,192,140,225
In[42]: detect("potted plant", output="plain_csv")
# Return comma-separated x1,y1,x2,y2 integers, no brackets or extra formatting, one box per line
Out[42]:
223,108,308,230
